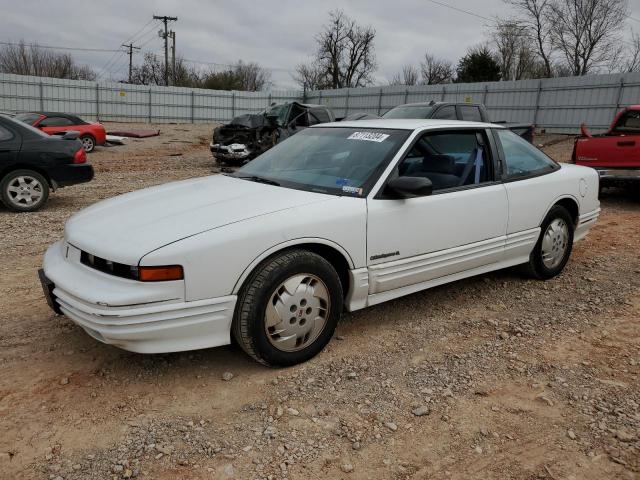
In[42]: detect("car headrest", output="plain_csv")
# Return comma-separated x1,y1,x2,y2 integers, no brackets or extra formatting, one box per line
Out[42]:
423,154,456,174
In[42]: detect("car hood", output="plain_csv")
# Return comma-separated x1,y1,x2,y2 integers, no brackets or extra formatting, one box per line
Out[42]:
65,175,331,265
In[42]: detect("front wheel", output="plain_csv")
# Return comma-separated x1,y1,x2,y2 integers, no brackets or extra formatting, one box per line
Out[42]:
233,249,343,367
524,205,574,279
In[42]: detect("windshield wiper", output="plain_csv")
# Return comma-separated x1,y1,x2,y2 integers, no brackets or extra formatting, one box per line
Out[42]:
233,174,281,186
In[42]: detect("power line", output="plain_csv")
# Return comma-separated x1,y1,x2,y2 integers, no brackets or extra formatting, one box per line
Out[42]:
121,18,155,45
0,41,120,53
425,0,494,23
97,19,161,80
425,0,637,48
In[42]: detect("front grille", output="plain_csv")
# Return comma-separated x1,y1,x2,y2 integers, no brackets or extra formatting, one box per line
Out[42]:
80,250,139,280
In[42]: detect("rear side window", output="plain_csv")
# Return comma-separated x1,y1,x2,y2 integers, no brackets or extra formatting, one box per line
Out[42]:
397,131,491,191
309,108,331,124
459,105,482,122
40,116,74,127
0,124,13,141
497,130,557,178
433,105,457,120
614,110,640,133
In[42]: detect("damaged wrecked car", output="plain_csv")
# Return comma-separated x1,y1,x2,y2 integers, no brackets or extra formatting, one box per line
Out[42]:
210,102,334,164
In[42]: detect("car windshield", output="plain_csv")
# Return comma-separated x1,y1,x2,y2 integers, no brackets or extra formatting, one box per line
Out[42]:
233,127,410,196
265,104,290,126
383,105,435,119
14,113,42,125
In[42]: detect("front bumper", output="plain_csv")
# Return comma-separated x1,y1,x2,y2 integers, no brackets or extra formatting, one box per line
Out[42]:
47,164,94,188
210,142,252,162
41,240,236,353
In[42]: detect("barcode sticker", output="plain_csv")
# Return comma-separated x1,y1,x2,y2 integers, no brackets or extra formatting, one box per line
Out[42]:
347,132,390,142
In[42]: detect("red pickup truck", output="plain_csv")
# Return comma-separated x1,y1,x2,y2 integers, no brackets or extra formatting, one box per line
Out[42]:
573,105,640,189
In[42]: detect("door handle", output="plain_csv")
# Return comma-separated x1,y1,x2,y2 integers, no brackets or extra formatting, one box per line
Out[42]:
617,140,636,147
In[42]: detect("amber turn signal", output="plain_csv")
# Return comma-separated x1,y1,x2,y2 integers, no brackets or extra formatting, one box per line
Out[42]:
138,265,184,282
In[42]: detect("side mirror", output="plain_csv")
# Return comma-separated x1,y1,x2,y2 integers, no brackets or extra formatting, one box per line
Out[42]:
385,176,433,198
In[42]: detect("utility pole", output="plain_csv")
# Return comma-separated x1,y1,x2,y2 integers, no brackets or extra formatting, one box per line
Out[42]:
122,43,140,83
153,14,177,86
169,31,176,85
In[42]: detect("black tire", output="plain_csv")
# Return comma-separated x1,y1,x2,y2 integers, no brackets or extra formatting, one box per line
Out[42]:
232,249,343,367
0,169,50,212
524,205,574,280
80,135,95,153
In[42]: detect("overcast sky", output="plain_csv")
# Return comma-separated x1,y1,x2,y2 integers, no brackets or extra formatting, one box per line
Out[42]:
2,0,639,88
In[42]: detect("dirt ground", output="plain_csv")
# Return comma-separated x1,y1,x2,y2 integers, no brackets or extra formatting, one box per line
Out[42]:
0,126,638,480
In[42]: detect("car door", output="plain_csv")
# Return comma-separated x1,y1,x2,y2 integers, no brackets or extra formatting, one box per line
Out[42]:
37,116,75,136
494,129,564,259
366,128,508,295
0,121,20,167
576,109,640,168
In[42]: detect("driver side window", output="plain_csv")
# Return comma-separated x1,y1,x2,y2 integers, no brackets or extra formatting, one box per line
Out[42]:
40,116,73,127
397,131,491,191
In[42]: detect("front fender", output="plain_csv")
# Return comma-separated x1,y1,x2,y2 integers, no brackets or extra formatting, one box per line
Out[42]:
140,197,367,301
230,237,356,294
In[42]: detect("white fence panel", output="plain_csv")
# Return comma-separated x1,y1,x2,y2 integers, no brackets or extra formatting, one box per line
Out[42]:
1,72,639,132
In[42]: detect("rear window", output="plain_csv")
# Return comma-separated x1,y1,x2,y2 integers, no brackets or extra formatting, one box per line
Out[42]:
0,124,13,141
615,110,640,132
15,113,41,125
5,116,49,138
383,105,435,119
459,105,483,122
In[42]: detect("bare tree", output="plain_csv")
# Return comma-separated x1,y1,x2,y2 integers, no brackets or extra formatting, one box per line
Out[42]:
623,31,640,72
0,40,96,80
503,0,554,77
130,52,166,85
293,64,331,90
295,9,376,89
389,65,420,85
492,20,543,80
548,0,629,76
420,53,454,84
234,61,272,91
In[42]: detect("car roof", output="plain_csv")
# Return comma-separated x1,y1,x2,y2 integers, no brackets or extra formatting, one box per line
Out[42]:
33,112,83,119
389,101,482,108
315,118,502,130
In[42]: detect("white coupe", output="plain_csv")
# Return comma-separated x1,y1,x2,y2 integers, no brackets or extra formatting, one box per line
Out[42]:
40,119,600,366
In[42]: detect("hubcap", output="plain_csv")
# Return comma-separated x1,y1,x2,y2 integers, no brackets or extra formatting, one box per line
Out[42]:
541,218,569,269
82,137,94,151
264,274,330,352
6,175,43,207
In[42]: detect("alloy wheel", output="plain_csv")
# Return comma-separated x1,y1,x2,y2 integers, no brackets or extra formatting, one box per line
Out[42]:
264,273,330,352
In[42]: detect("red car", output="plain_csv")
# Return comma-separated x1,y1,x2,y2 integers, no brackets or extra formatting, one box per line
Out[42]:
14,112,106,152
573,105,640,190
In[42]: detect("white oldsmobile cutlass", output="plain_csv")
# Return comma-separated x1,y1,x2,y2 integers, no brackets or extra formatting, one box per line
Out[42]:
40,119,600,366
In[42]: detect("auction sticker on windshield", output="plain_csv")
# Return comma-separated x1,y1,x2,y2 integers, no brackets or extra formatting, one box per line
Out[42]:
348,132,390,142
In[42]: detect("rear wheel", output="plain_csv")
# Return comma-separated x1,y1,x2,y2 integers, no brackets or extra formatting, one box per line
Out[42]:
524,205,574,279
0,169,49,212
233,249,343,367
80,135,95,152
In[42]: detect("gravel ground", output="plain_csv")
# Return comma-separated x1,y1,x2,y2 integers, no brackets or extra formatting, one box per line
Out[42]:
0,126,638,480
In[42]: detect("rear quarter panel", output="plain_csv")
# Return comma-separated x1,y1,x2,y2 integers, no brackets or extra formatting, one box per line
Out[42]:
504,164,599,234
